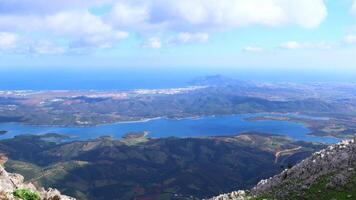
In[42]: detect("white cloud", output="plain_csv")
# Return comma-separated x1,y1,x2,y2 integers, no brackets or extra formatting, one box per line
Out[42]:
44,11,129,49
244,46,264,52
280,41,302,49
0,32,19,50
0,33,68,55
0,0,329,53
352,0,356,15
142,37,162,49
110,0,327,30
142,32,209,48
280,41,333,50
344,35,356,44
29,41,66,55
170,33,209,44
277,0,327,28
0,10,129,51
0,33,66,54
45,11,107,36
110,1,149,27
0,0,328,30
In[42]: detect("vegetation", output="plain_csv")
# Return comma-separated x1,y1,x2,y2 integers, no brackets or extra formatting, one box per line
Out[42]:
0,83,353,127
0,133,323,200
300,174,356,200
249,175,356,200
13,189,40,200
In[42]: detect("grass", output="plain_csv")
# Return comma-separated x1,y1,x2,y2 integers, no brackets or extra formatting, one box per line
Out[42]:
13,189,40,200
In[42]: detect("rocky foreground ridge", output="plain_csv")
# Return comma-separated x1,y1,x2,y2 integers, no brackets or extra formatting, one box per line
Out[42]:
210,138,356,200
0,163,74,200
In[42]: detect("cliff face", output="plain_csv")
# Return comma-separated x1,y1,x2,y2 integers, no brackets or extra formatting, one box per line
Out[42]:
0,165,74,200
210,138,356,200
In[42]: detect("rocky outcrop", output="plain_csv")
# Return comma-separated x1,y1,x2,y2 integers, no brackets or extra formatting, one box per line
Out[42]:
207,191,251,200
0,165,74,200
209,138,356,200
251,138,356,198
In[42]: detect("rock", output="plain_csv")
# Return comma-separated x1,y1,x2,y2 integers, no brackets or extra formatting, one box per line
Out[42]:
327,173,348,188
207,190,251,200
0,165,75,200
209,138,356,200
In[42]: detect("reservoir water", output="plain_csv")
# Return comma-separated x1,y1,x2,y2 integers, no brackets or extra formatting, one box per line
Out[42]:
0,114,339,143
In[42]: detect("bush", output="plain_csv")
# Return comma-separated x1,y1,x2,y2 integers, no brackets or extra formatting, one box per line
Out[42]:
13,189,40,200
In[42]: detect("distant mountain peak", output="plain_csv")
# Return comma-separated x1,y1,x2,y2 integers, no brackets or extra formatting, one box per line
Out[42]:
189,75,251,87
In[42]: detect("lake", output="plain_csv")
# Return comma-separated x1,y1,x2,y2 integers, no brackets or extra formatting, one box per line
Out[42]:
0,114,339,143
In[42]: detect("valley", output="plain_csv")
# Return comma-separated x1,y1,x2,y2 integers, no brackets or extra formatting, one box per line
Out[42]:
1,1,356,199
0,132,325,200
0,76,355,200
0,78,355,130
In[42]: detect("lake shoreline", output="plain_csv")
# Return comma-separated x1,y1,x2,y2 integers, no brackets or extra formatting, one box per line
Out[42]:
0,111,313,128
0,113,340,144
0,130,7,135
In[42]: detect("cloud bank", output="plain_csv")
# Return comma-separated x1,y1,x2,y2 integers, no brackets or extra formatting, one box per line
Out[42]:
0,32,18,50
0,0,328,53
352,0,356,15
109,0,327,30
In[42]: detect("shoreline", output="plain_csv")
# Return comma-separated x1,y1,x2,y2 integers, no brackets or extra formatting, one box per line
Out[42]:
0,112,302,128
245,115,348,142
0,112,342,143
0,130,7,136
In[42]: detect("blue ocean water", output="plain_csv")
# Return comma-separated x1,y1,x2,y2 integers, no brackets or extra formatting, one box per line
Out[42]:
0,114,339,144
0,67,354,90
0,68,193,90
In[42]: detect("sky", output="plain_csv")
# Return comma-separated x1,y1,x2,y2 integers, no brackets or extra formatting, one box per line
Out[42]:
0,0,356,76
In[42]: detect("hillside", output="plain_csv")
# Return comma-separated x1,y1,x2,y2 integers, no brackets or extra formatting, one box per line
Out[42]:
0,162,74,200
211,137,356,200
0,84,352,127
0,133,324,200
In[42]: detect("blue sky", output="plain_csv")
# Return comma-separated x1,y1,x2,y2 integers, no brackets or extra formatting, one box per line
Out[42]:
0,0,356,74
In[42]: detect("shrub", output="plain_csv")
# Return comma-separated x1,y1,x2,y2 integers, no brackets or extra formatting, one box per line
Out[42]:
13,189,40,200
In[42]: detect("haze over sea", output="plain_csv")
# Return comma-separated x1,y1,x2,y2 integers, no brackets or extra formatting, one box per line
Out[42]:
0,67,355,90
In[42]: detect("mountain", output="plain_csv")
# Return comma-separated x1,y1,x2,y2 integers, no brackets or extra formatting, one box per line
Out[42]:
0,83,354,127
0,133,324,200
0,163,74,200
210,137,356,200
